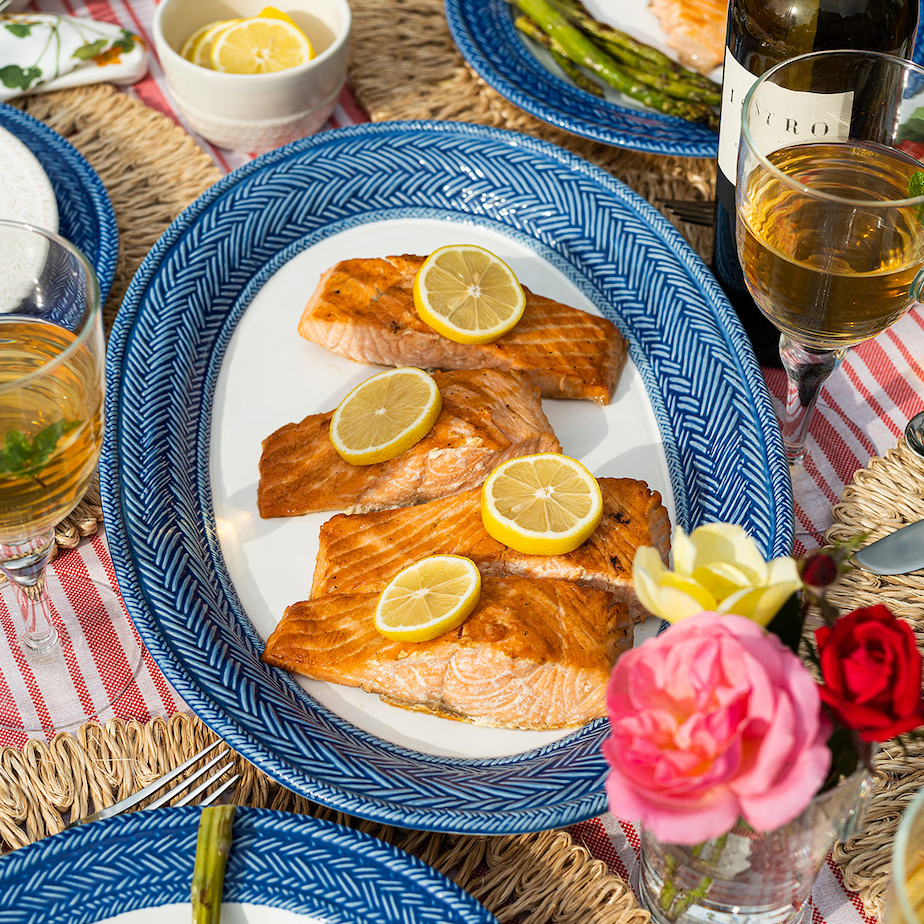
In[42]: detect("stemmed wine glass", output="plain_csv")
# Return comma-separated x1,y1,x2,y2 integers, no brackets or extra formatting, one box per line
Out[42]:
0,219,141,734
736,50,924,463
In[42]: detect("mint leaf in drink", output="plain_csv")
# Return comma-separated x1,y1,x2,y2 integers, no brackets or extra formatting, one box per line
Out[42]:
910,171,924,198
0,421,78,477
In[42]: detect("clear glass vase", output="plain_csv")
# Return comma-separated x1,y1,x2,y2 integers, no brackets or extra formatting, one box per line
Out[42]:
638,767,875,924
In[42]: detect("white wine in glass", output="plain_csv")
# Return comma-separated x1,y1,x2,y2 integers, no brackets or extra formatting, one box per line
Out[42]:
0,220,142,734
736,51,924,463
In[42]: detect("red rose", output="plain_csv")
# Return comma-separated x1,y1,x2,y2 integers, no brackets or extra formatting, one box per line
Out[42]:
815,604,924,742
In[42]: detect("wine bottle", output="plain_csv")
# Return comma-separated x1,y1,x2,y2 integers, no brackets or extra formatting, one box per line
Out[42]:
713,0,919,365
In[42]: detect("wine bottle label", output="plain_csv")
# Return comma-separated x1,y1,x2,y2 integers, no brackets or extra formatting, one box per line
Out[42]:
717,49,853,187
717,50,758,187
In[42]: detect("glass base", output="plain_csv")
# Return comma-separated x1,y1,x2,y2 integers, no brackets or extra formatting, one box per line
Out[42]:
0,577,144,735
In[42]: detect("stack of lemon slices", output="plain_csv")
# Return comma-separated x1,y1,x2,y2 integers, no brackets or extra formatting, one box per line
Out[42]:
180,6,314,74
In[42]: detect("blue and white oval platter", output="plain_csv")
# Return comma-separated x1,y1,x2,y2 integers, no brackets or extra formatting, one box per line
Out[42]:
102,120,792,835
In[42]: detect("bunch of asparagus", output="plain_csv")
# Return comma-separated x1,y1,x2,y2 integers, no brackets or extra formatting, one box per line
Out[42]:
512,0,720,130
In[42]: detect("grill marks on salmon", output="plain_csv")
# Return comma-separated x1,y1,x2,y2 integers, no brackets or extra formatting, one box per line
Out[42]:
310,477,671,623
258,368,560,517
261,576,632,730
297,255,627,405
648,0,726,75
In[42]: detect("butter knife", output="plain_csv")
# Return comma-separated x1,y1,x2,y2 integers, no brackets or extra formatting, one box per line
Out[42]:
852,519,924,575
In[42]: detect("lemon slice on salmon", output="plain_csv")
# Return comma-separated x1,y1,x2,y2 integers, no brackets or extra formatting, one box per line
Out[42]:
329,367,442,465
481,453,603,555
413,244,526,344
374,555,482,642
210,15,314,73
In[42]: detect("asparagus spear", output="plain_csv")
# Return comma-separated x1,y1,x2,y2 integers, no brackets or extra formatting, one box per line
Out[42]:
191,804,236,924
515,15,605,98
551,0,721,93
515,0,717,127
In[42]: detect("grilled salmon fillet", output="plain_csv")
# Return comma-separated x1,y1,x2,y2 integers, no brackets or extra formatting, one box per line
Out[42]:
258,368,560,517
262,575,632,729
310,477,670,623
648,0,726,75
297,255,627,405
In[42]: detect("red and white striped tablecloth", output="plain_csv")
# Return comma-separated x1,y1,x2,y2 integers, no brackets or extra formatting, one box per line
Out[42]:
4,2,921,919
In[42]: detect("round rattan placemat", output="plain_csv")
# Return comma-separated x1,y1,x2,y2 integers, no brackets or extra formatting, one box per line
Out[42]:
347,0,716,262
0,713,647,924
8,84,223,558
822,435,924,917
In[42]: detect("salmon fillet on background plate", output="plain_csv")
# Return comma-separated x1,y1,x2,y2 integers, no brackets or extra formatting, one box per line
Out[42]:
310,476,671,624
262,575,633,731
257,368,560,517
297,254,628,405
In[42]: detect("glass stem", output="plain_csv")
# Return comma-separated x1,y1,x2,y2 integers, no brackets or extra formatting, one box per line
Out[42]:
778,335,847,464
0,530,58,652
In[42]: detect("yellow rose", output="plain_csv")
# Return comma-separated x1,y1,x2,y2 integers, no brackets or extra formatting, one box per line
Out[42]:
632,523,801,626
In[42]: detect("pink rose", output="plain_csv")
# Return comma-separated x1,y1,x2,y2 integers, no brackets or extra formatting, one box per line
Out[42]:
603,613,831,845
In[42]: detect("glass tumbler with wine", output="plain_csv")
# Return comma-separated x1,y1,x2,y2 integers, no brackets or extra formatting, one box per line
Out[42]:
0,220,142,734
736,50,924,463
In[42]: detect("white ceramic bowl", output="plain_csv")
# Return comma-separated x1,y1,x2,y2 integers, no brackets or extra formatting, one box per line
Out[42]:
152,0,351,153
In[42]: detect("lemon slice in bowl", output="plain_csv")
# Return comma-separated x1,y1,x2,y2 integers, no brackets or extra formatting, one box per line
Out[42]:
374,555,482,642
481,453,603,555
180,22,217,61
210,15,314,74
412,244,526,344
188,19,241,68
329,367,443,465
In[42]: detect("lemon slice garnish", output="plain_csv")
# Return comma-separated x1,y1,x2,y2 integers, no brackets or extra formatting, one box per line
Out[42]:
210,15,314,74
480,453,603,556
412,244,526,344
185,19,242,69
374,555,482,642
329,367,443,466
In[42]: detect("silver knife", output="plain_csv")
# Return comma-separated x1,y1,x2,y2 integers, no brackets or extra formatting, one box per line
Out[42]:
852,519,924,575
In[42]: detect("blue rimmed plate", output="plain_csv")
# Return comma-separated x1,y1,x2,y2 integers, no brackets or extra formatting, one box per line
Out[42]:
0,806,498,924
445,0,924,159
101,120,792,835
0,102,118,304
444,0,720,158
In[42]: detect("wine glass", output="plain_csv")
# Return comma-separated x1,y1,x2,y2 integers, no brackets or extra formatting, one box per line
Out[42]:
736,50,924,463
0,219,142,734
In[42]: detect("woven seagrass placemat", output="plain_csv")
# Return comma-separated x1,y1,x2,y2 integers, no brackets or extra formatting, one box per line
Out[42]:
0,713,647,924
822,436,924,918
347,0,716,262
8,84,223,557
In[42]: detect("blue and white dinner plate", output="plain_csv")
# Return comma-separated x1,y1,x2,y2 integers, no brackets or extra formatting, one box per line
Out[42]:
102,120,792,835
445,0,924,159
444,0,720,158
0,807,498,924
0,102,118,304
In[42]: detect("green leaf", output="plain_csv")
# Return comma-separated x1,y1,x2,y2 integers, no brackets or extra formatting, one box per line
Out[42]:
4,23,34,38
0,420,78,477
72,39,107,61
910,171,924,199
113,31,136,53
0,64,42,91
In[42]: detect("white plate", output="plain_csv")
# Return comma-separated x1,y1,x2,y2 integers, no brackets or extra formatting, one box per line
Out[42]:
213,216,672,760
0,123,58,308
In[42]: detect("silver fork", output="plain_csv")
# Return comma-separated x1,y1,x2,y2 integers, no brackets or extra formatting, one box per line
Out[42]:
659,198,717,226
65,739,240,829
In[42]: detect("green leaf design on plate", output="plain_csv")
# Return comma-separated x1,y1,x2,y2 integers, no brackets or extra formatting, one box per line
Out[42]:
0,420,79,477
4,23,34,39
0,64,42,91
73,39,108,61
